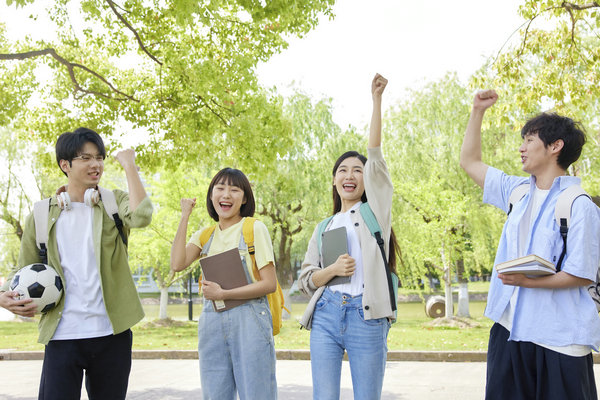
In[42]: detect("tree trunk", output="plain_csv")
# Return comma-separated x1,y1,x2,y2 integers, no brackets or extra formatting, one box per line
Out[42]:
159,286,169,320
455,258,470,317
441,239,453,318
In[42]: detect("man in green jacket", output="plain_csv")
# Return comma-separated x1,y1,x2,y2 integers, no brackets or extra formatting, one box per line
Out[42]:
0,127,153,400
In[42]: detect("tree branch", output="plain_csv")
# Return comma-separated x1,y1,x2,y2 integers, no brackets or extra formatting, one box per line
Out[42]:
196,94,229,126
105,0,163,66
0,49,138,102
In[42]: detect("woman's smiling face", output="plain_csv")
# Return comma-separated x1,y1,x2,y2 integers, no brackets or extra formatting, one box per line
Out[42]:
333,156,365,209
210,180,246,223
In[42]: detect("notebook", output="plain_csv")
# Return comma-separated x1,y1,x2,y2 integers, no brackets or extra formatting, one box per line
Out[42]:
322,226,351,286
199,247,249,312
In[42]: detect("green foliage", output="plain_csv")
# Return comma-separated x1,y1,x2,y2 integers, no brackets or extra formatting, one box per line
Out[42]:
127,162,213,292
1,0,335,173
386,74,506,287
474,0,600,194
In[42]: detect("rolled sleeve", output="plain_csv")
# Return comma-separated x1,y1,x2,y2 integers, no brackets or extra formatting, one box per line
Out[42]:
483,166,529,212
115,190,153,228
253,220,275,270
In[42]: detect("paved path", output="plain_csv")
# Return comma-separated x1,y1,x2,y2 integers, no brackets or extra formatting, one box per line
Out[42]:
1,359,490,400
3,359,600,399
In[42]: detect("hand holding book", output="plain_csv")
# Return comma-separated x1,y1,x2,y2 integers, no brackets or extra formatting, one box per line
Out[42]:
495,254,556,276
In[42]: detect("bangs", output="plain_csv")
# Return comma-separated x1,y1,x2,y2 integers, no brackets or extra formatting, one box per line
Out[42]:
214,170,246,188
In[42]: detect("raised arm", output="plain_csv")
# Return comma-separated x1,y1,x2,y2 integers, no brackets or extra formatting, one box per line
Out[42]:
114,149,147,211
369,73,388,149
459,90,497,188
171,198,202,272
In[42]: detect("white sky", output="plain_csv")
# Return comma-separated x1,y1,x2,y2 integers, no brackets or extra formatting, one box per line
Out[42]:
1,0,525,131
256,0,524,129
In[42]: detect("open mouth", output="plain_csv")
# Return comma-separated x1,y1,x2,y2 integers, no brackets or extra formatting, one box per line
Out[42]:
219,202,233,211
342,183,356,192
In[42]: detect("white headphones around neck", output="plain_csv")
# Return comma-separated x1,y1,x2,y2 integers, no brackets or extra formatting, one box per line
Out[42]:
56,187,100,210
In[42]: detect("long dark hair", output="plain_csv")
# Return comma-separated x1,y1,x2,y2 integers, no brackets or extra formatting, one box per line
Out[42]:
331,151,401,274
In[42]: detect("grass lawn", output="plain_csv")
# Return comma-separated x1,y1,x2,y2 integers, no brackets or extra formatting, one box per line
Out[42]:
0,300,491,352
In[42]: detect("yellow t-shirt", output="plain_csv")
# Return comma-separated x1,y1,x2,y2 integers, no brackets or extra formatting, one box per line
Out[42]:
188,217,275,283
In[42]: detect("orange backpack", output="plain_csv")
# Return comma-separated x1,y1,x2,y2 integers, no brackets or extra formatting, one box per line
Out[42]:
199,217,288,335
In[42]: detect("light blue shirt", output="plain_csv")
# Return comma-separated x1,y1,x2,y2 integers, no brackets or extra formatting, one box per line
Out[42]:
484,167,600,350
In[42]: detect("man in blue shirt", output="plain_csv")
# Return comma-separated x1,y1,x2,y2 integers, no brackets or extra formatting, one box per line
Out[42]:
460,90,600,400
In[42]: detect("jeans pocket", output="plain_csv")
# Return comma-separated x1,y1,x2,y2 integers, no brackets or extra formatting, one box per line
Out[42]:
356,307,383,326
315,296,329,311
250,302,274,343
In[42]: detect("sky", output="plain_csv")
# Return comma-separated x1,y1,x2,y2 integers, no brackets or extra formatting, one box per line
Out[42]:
256,0,524,129
1,0,525,131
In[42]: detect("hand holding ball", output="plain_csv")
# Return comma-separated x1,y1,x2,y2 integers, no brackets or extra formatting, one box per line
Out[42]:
10,264,64,313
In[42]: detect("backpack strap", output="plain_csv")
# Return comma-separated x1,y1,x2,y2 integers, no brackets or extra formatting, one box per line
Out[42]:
242,217,260,279
33,198,50,265
554,185,590,272
316,216,334,255
359,202,397,312
508,183,530,215
199,225,217,257
98,187,127,245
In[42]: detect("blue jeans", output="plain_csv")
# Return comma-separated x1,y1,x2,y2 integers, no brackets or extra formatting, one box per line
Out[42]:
310,288,390,400
198,297,277,400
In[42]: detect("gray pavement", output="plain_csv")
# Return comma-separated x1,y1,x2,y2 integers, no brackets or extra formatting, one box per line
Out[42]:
2,359,600,399
1,359,480,400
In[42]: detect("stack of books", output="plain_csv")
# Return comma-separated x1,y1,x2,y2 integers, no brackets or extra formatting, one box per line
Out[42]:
495,254,556,276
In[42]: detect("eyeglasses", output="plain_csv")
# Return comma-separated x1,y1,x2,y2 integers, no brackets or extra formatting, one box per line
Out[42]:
72,153,105,163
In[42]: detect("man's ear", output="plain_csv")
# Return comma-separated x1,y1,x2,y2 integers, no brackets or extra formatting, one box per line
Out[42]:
59,159,70,175
550,139,564,154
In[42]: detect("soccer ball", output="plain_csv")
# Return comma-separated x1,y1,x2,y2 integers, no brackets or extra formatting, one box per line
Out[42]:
10,264,64,313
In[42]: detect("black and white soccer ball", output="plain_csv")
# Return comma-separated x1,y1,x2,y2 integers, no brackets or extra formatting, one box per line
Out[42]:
10,264,64,313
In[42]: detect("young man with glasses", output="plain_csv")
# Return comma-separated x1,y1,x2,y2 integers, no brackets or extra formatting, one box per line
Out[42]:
0,127,153,400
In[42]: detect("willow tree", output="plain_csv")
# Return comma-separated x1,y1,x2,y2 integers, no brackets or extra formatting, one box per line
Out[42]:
384,74,511,316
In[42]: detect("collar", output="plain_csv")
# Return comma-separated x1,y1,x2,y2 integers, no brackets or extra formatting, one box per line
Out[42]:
529,174,581,192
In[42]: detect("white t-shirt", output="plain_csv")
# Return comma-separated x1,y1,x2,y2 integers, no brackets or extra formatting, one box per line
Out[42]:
52,202,113,340
328,202,364,296
500,186,590,356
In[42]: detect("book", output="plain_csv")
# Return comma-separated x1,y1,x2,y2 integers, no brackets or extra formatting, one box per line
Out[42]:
495,254,556,276
322,226,351,286
199,247,249,312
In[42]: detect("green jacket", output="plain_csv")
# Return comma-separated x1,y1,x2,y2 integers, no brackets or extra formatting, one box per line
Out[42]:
3,190,153,344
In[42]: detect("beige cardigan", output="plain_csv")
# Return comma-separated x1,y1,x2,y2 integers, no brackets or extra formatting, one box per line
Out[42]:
298,146,394,329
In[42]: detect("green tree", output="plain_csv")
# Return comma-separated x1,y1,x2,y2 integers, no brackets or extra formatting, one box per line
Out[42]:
385,74,508,312
127,162,211,319
476,1,600,192
1,0,335,172
254,93,353,284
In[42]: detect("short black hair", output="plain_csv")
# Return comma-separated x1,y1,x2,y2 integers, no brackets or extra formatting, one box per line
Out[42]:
521,113,586,170
206,168,255,222
55,127,106,176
